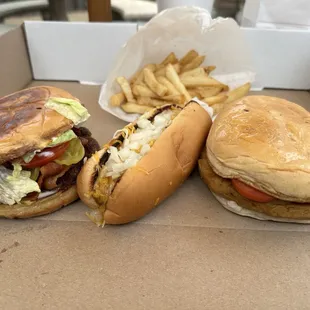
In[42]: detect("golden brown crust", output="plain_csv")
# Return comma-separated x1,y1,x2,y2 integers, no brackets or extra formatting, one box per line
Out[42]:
0,86,78,164
207,95,310,202
77,102,212,224
0,186,78,219
77,148,109,210
198,148,310,220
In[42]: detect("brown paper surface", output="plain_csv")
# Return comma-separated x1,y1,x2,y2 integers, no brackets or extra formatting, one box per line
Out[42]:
1,81,310,309
0,27,32,97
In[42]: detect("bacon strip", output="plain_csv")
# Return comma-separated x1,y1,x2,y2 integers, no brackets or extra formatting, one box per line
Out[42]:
37,162,67,189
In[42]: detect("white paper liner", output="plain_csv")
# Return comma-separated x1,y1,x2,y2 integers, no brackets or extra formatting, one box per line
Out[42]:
98,6,256,123
38,189,58,199
212,192,310,224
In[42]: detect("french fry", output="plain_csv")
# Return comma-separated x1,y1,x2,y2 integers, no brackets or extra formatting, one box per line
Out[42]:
180,67,205,78
225,82,251,104
155,63,181,78
131,64,157,85
203,94,228,106
166,64,191,102
161,52,178,65
134,70,145,85
137,95,184,106
161,95,185,105
112,50,236,115
179,49,199,66
188,89,202,99
133,84,156,97
181,55,205,72
145,64,157,72
180,75,223,87
195,87,222,98
221,84,230,91
155,63,165,70
137,97,170,107
156,76,179,95
130,69,142,84
110,92,125,107
116,77,135,102
204,66,216,74
143,68,168,97
154,66,166,77
173,63,181,74
121,102,153,114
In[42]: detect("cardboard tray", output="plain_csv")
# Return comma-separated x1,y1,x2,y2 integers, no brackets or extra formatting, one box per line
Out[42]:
1,23,310,309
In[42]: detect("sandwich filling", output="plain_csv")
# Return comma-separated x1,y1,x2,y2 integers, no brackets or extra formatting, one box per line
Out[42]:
231,179,274,203
0,97,98,206
0,127,99,206
198,154,310,220
88,107,181,225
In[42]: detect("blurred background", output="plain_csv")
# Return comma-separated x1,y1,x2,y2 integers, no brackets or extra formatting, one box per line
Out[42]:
0,0,246,35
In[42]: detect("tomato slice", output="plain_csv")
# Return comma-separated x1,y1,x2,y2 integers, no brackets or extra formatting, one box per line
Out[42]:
232,179,274,203
22,142,70,169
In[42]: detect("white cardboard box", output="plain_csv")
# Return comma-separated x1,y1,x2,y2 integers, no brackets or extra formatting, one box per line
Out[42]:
0,21,310,309
23,21,310,90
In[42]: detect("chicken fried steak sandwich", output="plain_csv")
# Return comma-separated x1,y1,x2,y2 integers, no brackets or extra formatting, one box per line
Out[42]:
199,95,310,223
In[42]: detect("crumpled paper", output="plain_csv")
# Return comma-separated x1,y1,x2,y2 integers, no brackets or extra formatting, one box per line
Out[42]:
99,6,256,123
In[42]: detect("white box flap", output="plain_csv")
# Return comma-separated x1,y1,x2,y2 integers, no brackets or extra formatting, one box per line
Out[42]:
24,21,310,90
242,27,310,89
24,21,138,83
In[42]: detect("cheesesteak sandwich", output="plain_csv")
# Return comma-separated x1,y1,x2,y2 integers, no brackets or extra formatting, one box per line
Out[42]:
199,95,310,223
0,86,99,218
77,101,212,225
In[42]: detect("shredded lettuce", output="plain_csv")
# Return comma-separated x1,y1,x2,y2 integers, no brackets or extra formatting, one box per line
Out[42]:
30,168,40,181
12,163,23,178
23,150,39,164
48,130,77,147
54,138,85,166
0,165,40,205
45,97,90,125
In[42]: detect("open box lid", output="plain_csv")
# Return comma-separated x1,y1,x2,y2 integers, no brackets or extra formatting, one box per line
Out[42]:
20,20,310,90
2,21,310,90
1,21,310,309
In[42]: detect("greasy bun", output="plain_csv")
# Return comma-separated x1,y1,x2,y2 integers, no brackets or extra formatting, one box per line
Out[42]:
0,86,78,164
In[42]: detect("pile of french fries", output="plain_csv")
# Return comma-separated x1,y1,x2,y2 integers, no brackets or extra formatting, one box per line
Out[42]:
109,49,251,115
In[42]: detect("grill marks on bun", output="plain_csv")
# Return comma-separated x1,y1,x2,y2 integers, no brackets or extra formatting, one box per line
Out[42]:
0,87,50,138
0,86,77,165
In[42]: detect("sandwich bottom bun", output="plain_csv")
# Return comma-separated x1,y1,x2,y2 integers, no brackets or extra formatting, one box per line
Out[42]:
77,102,212,225
198,148,310,223
0,186,78,219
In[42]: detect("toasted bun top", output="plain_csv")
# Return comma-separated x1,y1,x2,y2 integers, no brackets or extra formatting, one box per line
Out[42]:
207,95,310,202
0,86,78,164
